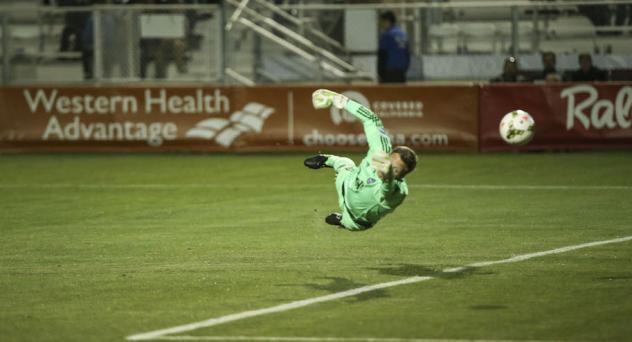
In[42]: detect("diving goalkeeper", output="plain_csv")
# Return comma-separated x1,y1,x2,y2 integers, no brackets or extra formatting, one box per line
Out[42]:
304,89,418,231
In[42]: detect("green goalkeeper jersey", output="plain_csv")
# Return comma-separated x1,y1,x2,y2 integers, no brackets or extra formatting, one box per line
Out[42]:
336,100,409,230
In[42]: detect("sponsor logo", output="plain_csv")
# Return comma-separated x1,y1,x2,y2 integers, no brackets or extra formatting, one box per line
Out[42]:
561,84,632,130
311,90,444,147
302,129,448,147
329,91,424,126
372,100,424,118
185,103,274,147
22,88,232,146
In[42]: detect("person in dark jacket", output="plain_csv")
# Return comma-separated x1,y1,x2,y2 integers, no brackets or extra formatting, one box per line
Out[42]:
570,53,608,82
58,0,91,54
537,51,561,82
377,11,410,83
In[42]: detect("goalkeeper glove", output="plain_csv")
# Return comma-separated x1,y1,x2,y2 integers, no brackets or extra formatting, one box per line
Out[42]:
370,151,392,176
312,89,348,110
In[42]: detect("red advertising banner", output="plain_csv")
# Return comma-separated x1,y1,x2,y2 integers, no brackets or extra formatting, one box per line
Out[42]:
0,85,479,152
480,83,632,151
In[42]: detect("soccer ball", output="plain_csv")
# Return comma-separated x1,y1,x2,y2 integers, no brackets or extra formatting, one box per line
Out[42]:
499,110,535,145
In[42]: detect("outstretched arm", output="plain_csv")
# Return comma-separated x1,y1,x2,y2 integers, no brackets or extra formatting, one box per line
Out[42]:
344,99,392,156
312,89,392,156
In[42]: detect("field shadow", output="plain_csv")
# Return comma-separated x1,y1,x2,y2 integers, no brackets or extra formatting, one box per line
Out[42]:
276,276,389,302
593,275,632,281
469,304,508,310
367,263,494,279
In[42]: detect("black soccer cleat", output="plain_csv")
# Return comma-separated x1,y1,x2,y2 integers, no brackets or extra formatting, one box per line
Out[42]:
325,212,343,226
304,155,330,169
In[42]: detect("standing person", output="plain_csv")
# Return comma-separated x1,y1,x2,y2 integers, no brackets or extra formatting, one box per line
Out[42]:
570,54,608,82
377,11,410,83
58,0,91,55
304,89,418,231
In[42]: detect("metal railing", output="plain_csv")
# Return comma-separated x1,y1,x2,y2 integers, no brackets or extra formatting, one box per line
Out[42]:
223,0,367,83
0,0,631,85
0,4,222,84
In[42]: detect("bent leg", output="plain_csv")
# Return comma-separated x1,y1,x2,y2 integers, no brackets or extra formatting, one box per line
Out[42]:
340,212,365,231
329,155,355,196
325,155,355,172
326,155,364,231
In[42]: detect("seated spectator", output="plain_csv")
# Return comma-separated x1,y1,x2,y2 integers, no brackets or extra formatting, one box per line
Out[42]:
491,56,528,83
58,0,91,55
570,54,608,82
138,0,189,79
537,51,561,83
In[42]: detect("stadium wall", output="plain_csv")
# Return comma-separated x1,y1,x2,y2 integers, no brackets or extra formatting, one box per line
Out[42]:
0,83,630,153
480,83,632,151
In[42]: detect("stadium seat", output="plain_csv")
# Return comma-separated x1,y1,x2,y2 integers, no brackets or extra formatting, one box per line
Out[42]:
547,16,595,37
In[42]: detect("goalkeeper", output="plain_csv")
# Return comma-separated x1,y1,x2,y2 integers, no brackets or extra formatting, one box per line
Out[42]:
304,89,418,231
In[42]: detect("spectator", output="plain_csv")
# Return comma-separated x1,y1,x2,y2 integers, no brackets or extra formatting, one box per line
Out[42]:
538,51,561,82
578,5,610,28
615,4,632,33
82,1,132,80
579,4,630,35
491,56,528,83
139,0,189,79
58,0,91,55
377,11,410,83
570,54,608,82
81,15,94,79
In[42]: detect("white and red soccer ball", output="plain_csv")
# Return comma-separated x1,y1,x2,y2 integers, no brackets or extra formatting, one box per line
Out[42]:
499,110,536,145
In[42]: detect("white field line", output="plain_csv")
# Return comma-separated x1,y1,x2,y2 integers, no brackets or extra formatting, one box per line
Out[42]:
151,336,567,342
126,236,632,341
1,183,631,190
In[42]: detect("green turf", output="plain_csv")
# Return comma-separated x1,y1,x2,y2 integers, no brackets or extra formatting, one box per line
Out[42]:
1,152,631,342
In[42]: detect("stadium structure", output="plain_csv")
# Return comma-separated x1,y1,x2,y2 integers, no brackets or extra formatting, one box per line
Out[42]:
0,1,631,341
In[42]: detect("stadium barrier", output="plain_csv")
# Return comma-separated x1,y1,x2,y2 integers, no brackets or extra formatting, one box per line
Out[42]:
0,86,478,152
480,83,632,151
0,83,630,153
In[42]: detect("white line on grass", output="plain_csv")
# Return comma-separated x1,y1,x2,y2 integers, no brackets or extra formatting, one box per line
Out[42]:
126,235,632,341
150,335,565,342
1,183,631,190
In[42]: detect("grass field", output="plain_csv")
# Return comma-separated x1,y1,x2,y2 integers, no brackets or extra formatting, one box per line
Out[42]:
1,152,632,342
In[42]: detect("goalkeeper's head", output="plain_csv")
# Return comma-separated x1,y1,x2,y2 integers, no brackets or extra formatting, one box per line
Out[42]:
391,146,418,180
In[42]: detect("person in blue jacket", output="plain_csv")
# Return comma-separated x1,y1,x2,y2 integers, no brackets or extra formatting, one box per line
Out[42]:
377,11,410,83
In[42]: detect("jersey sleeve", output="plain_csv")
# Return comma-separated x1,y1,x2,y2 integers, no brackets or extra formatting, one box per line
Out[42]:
344,99,392,157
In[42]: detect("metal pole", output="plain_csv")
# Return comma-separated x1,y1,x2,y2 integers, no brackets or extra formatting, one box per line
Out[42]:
93,9,103,82
276,0,632,11
220,1,228,84
511,6,519,56
126,11,136,80
37,8,44,57
422,7,431,54
413,8,421,56
253,33,261,83
298,0,305,36
532,6,540,53
209,7,216,82
1,14,10,84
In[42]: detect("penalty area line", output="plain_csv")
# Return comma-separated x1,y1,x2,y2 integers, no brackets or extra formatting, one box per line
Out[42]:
1,183,631,190
126,235,632,341
149,335,567,342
